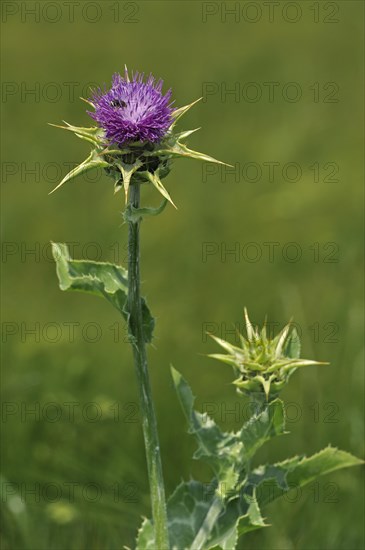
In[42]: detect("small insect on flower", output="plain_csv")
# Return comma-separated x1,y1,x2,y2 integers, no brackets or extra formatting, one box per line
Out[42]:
88,68,173,146
110,99,127,108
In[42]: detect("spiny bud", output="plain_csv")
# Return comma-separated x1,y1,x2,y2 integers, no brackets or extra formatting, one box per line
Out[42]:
208,308,328,401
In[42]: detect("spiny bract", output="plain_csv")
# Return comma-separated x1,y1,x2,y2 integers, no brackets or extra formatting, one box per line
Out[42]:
209,309,327,400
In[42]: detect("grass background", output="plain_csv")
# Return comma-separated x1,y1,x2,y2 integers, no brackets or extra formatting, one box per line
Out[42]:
1,1,364,548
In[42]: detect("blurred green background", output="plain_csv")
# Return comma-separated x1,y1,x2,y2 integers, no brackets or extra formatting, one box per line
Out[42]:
1,1,364,548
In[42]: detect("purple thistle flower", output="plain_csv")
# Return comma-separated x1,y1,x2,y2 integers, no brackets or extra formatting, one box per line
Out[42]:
88,69,173,146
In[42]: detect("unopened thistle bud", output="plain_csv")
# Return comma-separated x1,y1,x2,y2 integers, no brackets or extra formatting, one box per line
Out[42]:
209,309,327,401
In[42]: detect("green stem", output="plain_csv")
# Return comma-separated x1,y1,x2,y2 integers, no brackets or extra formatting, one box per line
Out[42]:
191,494,224,550
127,182,170,549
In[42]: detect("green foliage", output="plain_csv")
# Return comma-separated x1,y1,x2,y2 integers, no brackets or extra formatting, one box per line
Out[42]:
51,247,363,550
249,447,364,509
52,242,155,343
3,5,364,549
170,367,286,485
136,318,363,550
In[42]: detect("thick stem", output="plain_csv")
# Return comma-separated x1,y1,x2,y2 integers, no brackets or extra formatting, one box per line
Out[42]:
127,183,169,549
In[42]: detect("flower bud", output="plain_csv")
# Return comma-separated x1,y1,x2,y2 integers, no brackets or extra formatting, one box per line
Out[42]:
208,309,327,401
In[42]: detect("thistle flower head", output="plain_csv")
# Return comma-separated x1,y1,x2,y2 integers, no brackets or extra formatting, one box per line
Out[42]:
209,309,327,401
88,69,173,146
50,67,230,205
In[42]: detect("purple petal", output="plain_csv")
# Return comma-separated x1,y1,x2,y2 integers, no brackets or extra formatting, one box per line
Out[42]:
88,71,173,146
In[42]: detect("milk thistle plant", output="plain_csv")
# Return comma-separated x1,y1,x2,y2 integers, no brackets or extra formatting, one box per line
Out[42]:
50,68,362,550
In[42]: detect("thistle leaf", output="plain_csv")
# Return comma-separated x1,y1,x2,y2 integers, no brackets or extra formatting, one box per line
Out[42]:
238,398,286,460
136,517,155,550
136,480,268,550
171,367,237,484
171,368,286,483
138,369,362,550
137,480,214,550
52,243,155,343
123,199,168,223
248,446,364,508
